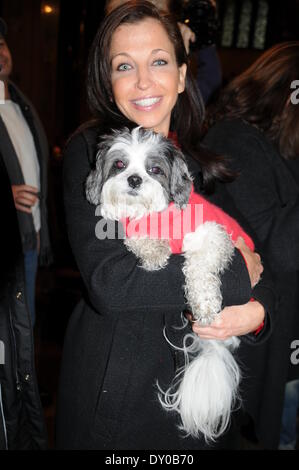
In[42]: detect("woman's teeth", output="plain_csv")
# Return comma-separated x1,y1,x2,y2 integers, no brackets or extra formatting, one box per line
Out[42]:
133,97,161,107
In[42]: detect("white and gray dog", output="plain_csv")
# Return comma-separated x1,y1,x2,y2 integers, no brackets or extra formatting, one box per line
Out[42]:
86,126,246,442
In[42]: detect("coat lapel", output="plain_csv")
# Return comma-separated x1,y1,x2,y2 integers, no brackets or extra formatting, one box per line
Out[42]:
0,115,25,186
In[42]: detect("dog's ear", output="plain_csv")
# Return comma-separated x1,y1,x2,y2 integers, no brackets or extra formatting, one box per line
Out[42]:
170,148,192,208
85,149,105,205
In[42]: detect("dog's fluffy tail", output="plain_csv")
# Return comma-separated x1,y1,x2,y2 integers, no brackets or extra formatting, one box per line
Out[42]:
159,335,241,442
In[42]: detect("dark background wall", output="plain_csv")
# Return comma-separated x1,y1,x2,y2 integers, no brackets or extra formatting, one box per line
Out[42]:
0,0,105,147
0,0,61,145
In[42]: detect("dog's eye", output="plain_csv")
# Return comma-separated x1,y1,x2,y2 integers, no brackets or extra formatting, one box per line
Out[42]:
150,166,163,175
114,160,126,170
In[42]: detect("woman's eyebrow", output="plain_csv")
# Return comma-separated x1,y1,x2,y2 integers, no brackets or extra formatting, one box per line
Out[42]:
110,52,131,62
111,48,171,62
151,48,171,55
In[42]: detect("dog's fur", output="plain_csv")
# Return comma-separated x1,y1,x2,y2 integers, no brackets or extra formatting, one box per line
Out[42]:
86,126,242,442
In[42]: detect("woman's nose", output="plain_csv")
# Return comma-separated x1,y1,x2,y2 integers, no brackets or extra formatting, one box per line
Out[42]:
136,66,152,90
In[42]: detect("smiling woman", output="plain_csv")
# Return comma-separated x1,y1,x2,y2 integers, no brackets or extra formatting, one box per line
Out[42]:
109,18,186,136
56,0,276,450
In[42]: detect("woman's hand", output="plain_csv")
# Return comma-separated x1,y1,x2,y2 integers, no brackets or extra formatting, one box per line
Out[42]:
187,300,265,340
177,22,196,55
235,236,263,288
11,184,39,214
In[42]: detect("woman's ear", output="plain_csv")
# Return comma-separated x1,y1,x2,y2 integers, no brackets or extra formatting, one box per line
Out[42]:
178,63,187,94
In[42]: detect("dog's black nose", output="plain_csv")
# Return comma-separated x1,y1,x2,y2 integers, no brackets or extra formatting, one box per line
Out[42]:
127,174,143,189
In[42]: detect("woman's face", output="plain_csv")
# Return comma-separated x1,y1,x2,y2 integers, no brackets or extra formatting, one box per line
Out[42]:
109,18,187,136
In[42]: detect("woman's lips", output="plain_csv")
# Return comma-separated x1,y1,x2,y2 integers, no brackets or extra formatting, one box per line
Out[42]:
131,96,162,111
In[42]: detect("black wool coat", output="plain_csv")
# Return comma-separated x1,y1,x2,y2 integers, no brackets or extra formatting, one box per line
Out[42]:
203,118,299,449
55,126,276,450
0,154,47,450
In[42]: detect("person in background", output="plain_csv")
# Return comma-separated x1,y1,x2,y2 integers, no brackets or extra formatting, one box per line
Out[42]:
0,151,47,450
0,18,52,327
203,41,299,449
171,0,222,104
105,0,222,104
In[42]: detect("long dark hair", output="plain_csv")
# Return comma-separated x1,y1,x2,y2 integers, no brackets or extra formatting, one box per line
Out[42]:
87,0,233,191
208,41,299,160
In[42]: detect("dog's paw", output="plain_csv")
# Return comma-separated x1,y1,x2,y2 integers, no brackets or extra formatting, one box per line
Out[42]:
184,274,222,325
124,238,172,271
192,309,219,326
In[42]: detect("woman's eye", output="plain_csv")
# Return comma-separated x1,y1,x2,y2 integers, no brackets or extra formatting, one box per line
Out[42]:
117,63,132,71
150,167,162,175
153,59,167,66
114,160,126,169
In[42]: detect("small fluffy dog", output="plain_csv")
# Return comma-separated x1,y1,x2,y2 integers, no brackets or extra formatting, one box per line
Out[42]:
86,126,254,442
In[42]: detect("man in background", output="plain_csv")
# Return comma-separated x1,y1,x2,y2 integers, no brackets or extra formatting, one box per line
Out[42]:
0,17,52,327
